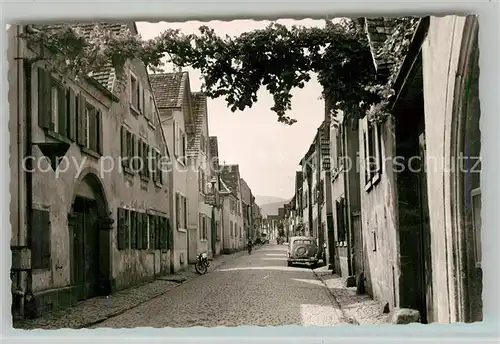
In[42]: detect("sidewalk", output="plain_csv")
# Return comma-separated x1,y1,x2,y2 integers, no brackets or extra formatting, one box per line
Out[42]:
313,266,390,325
13,247,256,330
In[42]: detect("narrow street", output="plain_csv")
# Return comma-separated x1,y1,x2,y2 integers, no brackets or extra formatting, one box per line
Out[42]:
94,244,346,328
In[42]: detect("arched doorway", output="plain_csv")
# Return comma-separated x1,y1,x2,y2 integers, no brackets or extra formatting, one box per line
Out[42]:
68,172,112,301
451,15,482,323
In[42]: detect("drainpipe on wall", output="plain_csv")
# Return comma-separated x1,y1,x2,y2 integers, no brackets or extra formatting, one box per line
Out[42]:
12,25,27,318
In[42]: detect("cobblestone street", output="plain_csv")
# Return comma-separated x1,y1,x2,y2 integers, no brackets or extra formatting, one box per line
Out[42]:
14,243,388,329
95,244,350,328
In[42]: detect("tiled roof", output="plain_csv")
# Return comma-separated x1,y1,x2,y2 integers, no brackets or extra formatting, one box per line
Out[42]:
363,18,400,75
149,72,188,108
186,92,207,157
34,22,131,94
220,164,241,197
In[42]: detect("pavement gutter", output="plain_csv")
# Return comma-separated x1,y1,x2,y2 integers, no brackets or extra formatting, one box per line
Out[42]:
312,269,359,325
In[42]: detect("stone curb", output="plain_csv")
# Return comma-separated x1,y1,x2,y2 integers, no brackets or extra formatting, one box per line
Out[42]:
14,245,264,330
312,269,359,325
313,268,390,325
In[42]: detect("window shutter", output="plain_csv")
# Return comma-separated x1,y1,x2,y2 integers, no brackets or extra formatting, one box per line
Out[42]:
158,152,163,185
130,211,137,249
96,111,103,155
183,197,188,229
76,95,86,146
155,217,162,249
87,107,96,151
142,213,149,249
173,121,178,156
57,84,67,136
140,86,145,113
137,211,143,249
363,129,369,184
120,127,127,167
124,210,130,249
67,88,77,141
149,215,156,249
199,213,202,240
117,208,126,249
31,209,51,269
131,135,137,171
37,68,52,130
166,218,172,249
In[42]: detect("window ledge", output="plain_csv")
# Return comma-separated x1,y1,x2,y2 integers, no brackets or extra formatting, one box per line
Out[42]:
147,119,156,130
123,167,135,176
130,105,141,117
154,182,163,189
81,147,101,160
45,130,72,145
177,228,187,233
200,239,208,242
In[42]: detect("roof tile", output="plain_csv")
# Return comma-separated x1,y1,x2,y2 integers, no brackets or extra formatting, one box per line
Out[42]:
34,22,130,93
149,72,187,108
186,92,207,157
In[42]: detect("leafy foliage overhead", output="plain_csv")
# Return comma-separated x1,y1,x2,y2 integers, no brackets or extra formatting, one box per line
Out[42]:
21,18,418,125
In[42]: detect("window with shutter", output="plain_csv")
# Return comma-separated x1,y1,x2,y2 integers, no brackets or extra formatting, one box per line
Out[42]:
142,213,149,249
158,152,163,185
173,121,178,157
38,67,52,130
140,86,145,113
155,217,161,249
57,84,67,136
199,213,202,239
118,208,126,249
137,211,143,249
67,88,77,141
175,193,180,229
124,210,130,249
183,197,187,228
149,215,156,249
128,133,134,170
130,211,137,249
31,209,51,270
96,110,103,155
166,218,172,249
145,144,150,178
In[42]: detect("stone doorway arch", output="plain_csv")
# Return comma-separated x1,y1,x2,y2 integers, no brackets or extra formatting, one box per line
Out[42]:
450,15,482,323
68,170,113,301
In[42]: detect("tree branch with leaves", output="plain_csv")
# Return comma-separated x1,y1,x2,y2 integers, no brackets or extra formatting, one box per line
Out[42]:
20,18,418,125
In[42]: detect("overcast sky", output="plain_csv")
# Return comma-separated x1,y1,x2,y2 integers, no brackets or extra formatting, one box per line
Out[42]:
137,19,326,200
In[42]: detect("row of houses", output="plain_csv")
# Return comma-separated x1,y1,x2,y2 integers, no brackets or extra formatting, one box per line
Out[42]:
284,15,482,324
8,22,263,319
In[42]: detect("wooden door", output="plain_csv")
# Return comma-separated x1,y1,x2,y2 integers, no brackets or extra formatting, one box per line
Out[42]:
83,199,100,299
71,197,100,300
72,212,86,301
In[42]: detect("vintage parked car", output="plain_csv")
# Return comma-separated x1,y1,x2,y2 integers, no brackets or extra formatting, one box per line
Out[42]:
287,236,319,268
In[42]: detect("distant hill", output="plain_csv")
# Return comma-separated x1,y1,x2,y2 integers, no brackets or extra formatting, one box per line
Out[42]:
259,200,291,217
254,195,287,207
